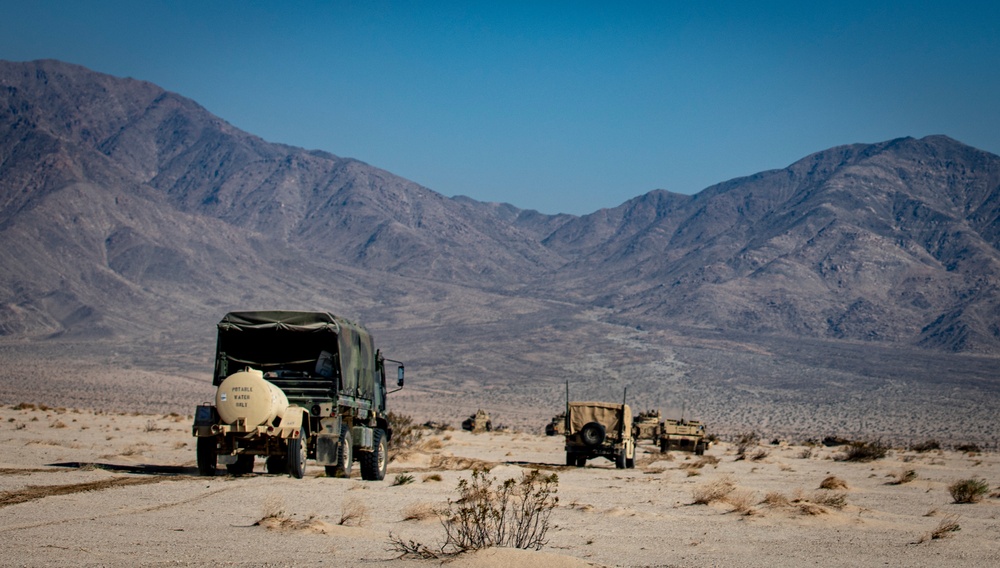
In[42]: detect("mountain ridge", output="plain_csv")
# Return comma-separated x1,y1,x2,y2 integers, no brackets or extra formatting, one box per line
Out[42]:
2,59,999,356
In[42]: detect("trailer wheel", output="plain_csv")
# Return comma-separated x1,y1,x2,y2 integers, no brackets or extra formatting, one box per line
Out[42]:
287,426,307,479
360,428,388,481
326,425,353,478
227,453,254,476
196,437,217,476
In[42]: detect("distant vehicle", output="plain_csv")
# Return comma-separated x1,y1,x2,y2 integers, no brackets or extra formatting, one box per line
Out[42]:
192,311,404,480
659,418,708,455
545,412,566,436
633,409,662,441
563,386,635,469
461,409,493,432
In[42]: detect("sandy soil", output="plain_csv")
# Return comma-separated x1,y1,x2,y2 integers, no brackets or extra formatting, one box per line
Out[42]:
1,405,999,567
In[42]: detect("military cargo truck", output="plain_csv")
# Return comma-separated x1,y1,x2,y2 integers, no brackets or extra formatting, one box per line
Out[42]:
659,418,708,455
192,311,404,480
564,401,635,469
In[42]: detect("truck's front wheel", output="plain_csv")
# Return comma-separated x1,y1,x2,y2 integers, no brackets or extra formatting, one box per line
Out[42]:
360,428,388,481
196,437,217,476
287,426,307,479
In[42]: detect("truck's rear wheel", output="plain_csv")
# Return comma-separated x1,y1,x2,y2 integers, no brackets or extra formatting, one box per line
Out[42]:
566,452,575,466
360,428,388,481
325,426,353,478
615,448,627,469
287,426,307,479
576,455,587,467
196,437,217,476
227,453,254,475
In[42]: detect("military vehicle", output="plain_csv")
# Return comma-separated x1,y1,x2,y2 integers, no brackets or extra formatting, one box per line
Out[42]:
544,412,565,436
633,410,662,441
192,311,404,480
564,389,635,469
659,418,708,455
461,409,493,432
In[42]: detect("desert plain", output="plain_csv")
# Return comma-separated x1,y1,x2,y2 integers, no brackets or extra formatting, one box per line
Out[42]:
1,401,999,568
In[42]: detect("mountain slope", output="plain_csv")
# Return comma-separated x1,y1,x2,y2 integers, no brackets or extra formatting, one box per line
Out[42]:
1,59,999,354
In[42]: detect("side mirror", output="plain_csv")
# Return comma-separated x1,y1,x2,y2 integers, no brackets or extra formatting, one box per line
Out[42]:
397,365,404,387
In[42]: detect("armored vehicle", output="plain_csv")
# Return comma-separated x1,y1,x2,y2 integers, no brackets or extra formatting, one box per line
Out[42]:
564,401,635,469
192,311,404,480
659,418,707,455
633,410,662,441
461,409,492,432
545,412,566,436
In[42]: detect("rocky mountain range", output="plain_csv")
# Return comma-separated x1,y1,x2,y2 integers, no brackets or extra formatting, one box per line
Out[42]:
2,59,999,364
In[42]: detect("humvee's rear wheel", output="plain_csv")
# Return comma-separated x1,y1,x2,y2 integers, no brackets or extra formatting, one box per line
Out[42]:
287,426,307,479
226,453,254,475
615,448,626,469
326,425,353,478
576,455,587,467
360,428,388,481
566,452,575,466
196,437,217,476
580,422,606,446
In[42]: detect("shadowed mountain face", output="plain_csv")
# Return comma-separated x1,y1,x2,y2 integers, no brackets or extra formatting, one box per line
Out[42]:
2,59,999,359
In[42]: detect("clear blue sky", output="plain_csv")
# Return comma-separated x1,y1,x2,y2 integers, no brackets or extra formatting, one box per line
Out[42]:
3,1,999,215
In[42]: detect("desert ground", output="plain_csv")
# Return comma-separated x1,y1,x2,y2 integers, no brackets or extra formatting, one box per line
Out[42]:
2,404,999,567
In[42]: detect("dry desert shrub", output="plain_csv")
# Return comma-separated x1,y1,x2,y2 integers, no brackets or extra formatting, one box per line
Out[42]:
839,439,889,462
916,514,961,543
909,439,940,453
678,455,720,470
725,488,757,515
734,432,761,460
401,502,437,522
888,469,917,485
390,468,559,558
954,443,981,454
748,448,769,461
339,498,368,526
810,492,847,509
819,476,848,490
388,411,425,457
760,491,790,508
948,478,990,504
260,494,287,521
50,420,66,429
691,475,736,505
422,473,443,482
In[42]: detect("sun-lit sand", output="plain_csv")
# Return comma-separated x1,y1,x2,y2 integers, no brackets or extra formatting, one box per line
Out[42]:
2,404,999,567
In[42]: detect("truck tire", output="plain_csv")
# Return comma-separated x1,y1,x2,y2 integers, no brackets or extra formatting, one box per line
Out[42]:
626,453,635,469
196,437,217,476
287,426,307,479
326,425,353,478
227,453,254,475
360,428,388,481
695,442,706,456
615,448,627,469
580,422,605,447
566,451,576,466
576,455,587,467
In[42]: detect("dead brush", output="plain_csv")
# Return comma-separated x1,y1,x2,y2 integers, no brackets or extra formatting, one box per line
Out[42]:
691,475,736,505
888,469,917,485
339,498,369,526
724,488,757,515
760,491,791,508
819,476,848,490
678,455,720,470
401,502,437,522
915,514,961,543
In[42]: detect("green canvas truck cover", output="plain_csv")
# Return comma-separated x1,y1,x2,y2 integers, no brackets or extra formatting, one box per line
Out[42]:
214,311,376,400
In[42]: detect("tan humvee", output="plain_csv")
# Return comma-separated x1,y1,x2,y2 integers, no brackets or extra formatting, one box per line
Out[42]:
633,409,662,441
659,418,708,455
461,409,492,432
564,401,635,469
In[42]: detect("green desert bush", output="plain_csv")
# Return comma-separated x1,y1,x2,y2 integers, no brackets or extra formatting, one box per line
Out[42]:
948,478,990,504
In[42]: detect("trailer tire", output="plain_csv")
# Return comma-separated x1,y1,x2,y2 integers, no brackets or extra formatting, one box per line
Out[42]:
287,425,307,479
196,437,217,476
